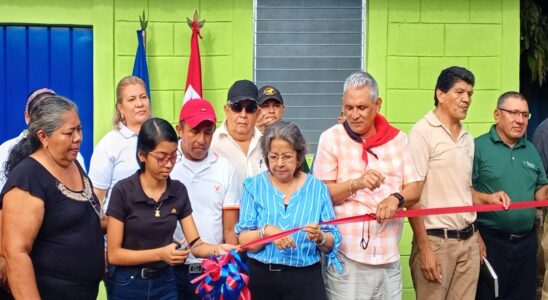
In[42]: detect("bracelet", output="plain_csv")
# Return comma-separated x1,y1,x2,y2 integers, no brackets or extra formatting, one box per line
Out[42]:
314,231,326,246
349,179,357,197
259,224,267,239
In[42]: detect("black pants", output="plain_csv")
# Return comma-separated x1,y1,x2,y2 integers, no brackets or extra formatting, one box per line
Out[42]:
248,259,327,300
476,226,537,300
173,264,201,300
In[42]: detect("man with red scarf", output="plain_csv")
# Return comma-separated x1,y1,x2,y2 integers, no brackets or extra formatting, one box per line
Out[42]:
314,71,422,300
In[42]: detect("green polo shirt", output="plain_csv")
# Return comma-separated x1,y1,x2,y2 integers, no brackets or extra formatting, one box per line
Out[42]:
473,125,548,234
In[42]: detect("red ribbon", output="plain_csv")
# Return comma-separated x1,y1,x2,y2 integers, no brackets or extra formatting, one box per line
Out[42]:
239,200,548,250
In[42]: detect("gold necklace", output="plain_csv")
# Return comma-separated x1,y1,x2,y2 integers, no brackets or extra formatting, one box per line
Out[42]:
154,199,164,217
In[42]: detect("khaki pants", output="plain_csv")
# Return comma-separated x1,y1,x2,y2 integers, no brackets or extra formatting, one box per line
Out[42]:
542,216,548,300
410,232,480,300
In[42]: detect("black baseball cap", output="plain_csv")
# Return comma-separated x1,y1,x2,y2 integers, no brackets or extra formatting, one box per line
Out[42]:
258,85,283,105
227,80,258,104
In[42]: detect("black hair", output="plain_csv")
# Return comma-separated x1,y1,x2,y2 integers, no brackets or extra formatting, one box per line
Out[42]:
5,96,77,176
497,91,527,107
136,118,178,171
434,66,475,106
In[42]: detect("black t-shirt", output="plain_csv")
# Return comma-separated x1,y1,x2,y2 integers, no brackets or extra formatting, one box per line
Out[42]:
0,157,104,291
107,171,192,267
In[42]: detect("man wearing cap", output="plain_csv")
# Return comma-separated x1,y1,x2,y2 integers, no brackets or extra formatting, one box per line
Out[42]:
172,99,240,300
0,88,85,190
211,79,267,185
256,85,285,134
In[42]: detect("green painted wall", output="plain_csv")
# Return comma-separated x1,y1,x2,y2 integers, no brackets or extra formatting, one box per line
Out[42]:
0,1,520,299
113,0,253,140
0,0,253,143
367,0,520,298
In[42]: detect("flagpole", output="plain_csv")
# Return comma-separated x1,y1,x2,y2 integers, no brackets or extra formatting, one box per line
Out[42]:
183,10,206,103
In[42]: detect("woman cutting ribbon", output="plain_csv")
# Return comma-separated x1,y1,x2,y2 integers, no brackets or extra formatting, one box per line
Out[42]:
106,118,237,299
236,120,341,300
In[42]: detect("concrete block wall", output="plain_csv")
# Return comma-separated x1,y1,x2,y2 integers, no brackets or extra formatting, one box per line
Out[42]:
367,0,520,298
113,0,253,132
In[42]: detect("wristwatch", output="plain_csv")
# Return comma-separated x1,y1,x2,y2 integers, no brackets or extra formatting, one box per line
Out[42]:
391,192,405,208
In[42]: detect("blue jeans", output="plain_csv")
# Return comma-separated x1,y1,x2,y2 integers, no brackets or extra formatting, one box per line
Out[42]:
106,265,178,300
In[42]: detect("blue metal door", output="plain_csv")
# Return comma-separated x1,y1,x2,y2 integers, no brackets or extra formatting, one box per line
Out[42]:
0,25,93,169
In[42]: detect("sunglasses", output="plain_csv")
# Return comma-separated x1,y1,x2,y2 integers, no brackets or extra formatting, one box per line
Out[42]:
229,102,258,113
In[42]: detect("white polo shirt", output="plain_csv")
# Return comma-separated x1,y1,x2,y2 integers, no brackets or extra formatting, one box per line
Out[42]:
171,147,240,264
88,123,139,211
211,120,266,186
0,130,86,191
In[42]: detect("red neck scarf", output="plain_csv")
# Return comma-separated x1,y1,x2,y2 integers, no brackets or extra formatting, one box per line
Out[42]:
342,114,400,164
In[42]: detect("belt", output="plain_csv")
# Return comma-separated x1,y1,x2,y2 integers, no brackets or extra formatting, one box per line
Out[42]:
123,266,167,279
426,223,477,240
178,263,203,274
249,258,319,272
479,226,534,241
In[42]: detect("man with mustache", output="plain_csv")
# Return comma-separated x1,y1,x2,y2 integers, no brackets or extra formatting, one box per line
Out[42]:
408,67,510,300
211,80,267,186
473,91,548,299
171,99,240,299
314,71,422,300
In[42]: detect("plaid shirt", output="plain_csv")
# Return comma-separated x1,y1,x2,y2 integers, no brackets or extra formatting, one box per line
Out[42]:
313,123,420,265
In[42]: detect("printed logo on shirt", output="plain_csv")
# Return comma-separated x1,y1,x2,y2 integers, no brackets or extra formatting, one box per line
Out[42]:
214,184,221,192
524,160,538,171
171,208,177,214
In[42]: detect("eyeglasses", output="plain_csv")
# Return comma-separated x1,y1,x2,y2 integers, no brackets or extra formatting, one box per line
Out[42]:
148,152,181,166
360,220,371,250
498,107,531,119
229,102,258,113
267,154,295,164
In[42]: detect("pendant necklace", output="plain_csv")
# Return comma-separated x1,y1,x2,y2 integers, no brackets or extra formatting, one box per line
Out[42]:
282,179,299,203
154,199,164,217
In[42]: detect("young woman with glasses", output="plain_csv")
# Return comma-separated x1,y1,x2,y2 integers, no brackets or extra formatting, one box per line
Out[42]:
106,118,237,300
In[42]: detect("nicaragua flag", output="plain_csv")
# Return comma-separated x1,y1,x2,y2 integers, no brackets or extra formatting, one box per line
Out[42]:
132,29,151,100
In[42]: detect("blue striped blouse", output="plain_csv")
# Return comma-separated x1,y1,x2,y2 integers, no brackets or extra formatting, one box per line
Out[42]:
235,171,342,271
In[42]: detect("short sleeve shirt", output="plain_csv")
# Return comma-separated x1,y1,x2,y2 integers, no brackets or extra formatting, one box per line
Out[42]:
313,123,420,265
408,111,476,230
473,125,548,234
171,148,240,264
0,131,86,191
89,123,140,211
106,171,192,267
0,157,104,286
211,120,266,186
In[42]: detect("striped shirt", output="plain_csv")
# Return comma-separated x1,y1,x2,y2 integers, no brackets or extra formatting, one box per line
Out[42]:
235,171,342,270
314,123,420,265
